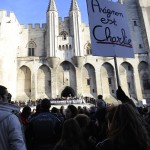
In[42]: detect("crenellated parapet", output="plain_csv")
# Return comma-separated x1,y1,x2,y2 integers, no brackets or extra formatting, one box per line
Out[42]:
20,23,47,30
0,10,19,24
0,10,16,18
0,10,8,18
59,17,70,34
0,10,47,31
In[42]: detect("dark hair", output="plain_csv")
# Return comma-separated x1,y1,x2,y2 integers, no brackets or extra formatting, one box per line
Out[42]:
75,114,90,129
67,105,78,118
56,118,85,150
62,118,81,140
106,103,150,150
36,104,41,112
22,106,31,118
98,95,103,99
22,106,31,112
51,107,59,113
0,85,7,99
41,98,51,110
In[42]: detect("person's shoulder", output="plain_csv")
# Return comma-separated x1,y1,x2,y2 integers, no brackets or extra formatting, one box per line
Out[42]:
96,138,112,150
0,111,12,123
49,112,62,123
31,112,60,122
7,112,19,121
97,99,106,109
3,113,21,129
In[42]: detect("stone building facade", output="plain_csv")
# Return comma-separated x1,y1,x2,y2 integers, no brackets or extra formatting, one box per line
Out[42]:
0,0,150,103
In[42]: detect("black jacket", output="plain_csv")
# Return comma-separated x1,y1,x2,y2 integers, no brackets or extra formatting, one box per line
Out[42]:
26,111,62,149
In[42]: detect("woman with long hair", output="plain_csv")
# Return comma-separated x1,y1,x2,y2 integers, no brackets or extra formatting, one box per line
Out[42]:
65,105,78,120
54,118,86,150
96,103,150,150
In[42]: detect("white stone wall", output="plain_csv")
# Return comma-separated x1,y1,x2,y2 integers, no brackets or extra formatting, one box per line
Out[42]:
0,0,150,103
0,10,20,100
139,0,150,51
18,24,46,57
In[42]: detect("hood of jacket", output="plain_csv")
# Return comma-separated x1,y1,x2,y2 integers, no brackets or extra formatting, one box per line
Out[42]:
0,102,20,123
0,102,20,114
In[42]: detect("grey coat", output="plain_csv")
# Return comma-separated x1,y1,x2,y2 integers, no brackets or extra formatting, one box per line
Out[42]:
0,102,27,150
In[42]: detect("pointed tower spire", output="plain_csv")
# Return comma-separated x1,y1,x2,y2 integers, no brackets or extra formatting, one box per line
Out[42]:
46,0,59,58
47,0,57,12
69,0,83,56
70,0,80,11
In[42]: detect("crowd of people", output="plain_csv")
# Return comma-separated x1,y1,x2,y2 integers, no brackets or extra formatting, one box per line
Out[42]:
0,85,150,150
9,96,96,108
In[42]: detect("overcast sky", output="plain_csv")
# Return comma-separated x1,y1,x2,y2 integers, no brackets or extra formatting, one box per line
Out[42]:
0,0,118,25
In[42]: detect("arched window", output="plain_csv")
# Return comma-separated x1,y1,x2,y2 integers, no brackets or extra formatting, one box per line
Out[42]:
62,45,65,50
60,31,68,40
27,41,36,56
139,61,150,91
63,62,70,71
66,45,68,50
59,45,61,50
69,45,72,50
134,20,137,26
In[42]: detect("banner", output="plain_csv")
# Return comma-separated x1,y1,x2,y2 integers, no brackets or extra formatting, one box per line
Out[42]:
86,0,134,58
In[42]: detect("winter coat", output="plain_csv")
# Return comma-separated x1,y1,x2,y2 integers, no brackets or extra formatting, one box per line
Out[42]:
0,102,27,150
26,111,62,150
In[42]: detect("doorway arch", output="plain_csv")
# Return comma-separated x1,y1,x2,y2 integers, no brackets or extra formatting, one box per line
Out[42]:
61,86,75,97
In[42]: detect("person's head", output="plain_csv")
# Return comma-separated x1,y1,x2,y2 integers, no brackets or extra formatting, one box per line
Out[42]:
98,95,103,100
61,118,82,142
106,103,150,149
22,106,31,118
36,104,41,113
0,85,9,102
74,114,90,131
51,107,59,114
89,106,96,114
60,105,64,110
65,105,78,119
41,98,51,111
